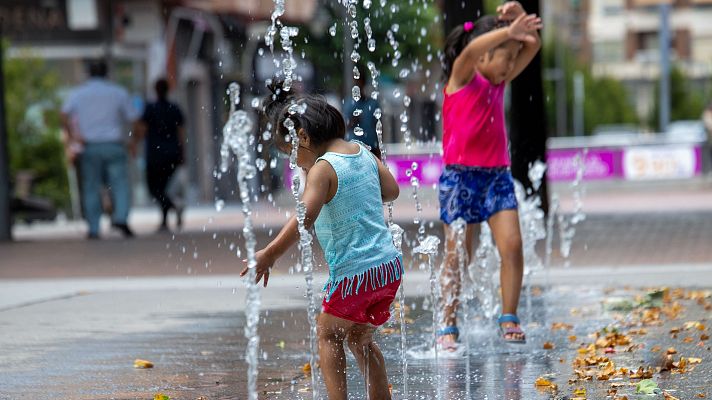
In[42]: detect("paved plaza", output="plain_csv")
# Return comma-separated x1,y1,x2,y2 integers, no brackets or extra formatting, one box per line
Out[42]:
1,179,711,399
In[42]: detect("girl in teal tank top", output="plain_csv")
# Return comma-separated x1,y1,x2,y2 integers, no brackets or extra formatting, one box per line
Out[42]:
240,81,402,399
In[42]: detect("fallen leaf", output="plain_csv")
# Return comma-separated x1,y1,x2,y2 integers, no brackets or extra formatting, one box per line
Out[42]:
154,395,170,400
534,376,558,391
688,357,702,364
697,394,706,398
569,335,578,342
302,363,311,374
573,387,586,396
683,337,695,343
134,359,154,369
543,342,555,350
552,322,574,331
277,340,286,349
701,334,710,341
630,366,654,379
663,391,681,400
652,345,662,352
380,328,397,335
666,347,677,355
636,379,659,394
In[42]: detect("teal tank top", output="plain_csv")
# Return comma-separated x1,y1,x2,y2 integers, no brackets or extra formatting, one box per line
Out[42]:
314,142,402,301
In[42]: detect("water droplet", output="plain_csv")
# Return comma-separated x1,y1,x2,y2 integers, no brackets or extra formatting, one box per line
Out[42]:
403,95,411,107
374,108,382,119
353,108,363,116
258,48,264,56
363,0,372,8
351,50,361,63
399,69,409,78
354,127,364,136
328,23,337,37
215,199,225,212
367,39,376,52
352,85,361,101
256,158,267,171
411,162,418,171
392,89,401,98
353,66,360,80
405,169,412,177
251,98,260,108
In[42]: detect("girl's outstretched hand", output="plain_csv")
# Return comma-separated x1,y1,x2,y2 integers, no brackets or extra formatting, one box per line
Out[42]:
240,249,274,287
497,1,525,21
507,13,543,44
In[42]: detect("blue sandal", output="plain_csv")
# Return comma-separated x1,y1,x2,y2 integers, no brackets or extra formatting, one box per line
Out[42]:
497,314,526,344
436,326,460,351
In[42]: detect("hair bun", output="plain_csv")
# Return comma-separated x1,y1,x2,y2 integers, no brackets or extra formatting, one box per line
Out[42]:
263,79,294,120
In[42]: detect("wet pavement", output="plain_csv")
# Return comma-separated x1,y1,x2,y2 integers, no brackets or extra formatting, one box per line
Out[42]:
1,276,710,399
2,181,712,399
2,211,712,281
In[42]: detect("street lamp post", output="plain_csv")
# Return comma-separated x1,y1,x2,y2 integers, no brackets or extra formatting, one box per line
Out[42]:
0,19,11,241
658,2,671,132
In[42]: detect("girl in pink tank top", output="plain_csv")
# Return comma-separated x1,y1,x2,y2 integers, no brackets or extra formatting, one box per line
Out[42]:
436,3,542,349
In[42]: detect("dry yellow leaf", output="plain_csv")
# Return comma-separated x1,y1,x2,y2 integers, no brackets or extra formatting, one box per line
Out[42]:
543,342,555,350
534,376,557,390
552,322,574,331
302,363,311,374
134,359,154,369
574,387,587,396
568,335,577,342
663,392,681,400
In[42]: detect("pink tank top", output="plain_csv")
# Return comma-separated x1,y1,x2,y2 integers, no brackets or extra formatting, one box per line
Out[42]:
442,72,510,167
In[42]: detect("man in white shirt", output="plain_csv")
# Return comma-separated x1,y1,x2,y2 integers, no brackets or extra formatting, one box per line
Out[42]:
61,61,140,239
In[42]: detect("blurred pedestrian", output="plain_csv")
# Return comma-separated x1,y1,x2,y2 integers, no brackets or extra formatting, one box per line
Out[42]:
344,70,381,158
437,2,542,349
132,78,186,232
61,60,139,239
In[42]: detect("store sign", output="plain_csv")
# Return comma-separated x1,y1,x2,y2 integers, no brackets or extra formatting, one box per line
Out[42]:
623,146,698,180
0,0,104,43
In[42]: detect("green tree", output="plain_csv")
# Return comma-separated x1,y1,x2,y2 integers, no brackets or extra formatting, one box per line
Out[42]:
648,66,708,131
298,0,441,92
542,39,638,136
4,49,69,211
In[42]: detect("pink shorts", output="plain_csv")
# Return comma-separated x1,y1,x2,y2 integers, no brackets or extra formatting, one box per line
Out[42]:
322,277,401,326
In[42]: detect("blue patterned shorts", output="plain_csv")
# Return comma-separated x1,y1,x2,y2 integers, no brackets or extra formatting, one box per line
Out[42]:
438,165,518,224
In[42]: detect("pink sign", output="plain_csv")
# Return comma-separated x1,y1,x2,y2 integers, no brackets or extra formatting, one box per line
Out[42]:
546,149,622,182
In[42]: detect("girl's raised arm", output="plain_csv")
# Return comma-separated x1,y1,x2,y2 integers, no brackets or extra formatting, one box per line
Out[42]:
448,28,510,91
497,3,543,82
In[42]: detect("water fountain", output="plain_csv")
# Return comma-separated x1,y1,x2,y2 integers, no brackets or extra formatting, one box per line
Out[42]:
219,83,259,400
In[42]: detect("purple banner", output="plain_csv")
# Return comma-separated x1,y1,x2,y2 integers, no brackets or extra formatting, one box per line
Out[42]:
546,148,622,182
283,144,705,187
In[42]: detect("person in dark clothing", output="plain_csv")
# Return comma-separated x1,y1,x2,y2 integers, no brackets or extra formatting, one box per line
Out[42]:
344,73,382,159
133,78,186,231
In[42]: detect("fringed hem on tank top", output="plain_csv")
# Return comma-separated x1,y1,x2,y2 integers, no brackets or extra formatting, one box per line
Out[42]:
323,255,403,302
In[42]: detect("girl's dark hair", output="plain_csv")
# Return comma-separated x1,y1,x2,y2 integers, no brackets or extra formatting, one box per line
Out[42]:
262,79,345,149
441,15,509,80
